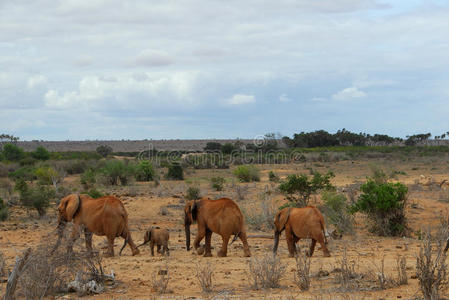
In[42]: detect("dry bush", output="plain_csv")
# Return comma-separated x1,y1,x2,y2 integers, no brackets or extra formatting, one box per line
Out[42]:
294,252,311,291
151,260,170,294
196,261,213,293
247,253,286,290
396,255,407,285
370,255,395,290
416,231,448,300
0,251,7,277
334,247,364,291
14,232,108,298
243,192,275,232
233,183,249,201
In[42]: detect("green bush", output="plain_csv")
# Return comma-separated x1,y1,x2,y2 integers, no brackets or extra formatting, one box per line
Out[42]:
166,163,183,180
8,166,37,181
1,144,24,161
321,191,354,234
80,168,96,189
100,160,134,186
234,165,260,182
278,171,334,207
268,171,279,182
87,188,104,199
64,160,88,175
19,156,37,166
134,160,155,181
35,166,61,186
0,197,8,221
185,186,201,200
350,180,408,236
15,179,54,217
210,177,225,191
31,146,50,160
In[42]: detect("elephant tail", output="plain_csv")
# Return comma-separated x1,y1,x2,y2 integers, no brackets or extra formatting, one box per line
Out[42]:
119,232,128,256
230,232,240,245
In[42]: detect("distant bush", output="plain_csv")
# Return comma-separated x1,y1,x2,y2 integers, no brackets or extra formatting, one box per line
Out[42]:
0,197,8,221
15,179,54,217
8,166,37,181
350,179,408,236
31,146,50,160
234,165,260,182
185,186,201,200
268,171,279,182
100,160,134,186
35,166,64,187
204,142,222,152
87,188,104,199
210,177,225,191
63,160,88,175
166,163,183,180
19,157,37,166
278,171,335,207
134,160,155,181
50,151,102,160
221,143,235,154
321,191,354,234
96,145,113,157
1,143,24,161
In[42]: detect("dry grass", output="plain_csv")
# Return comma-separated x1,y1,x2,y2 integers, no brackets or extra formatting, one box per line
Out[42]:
151,260,170,294
247,253,286,290
396,255,407,285
0,251,7,277
196,260,213,293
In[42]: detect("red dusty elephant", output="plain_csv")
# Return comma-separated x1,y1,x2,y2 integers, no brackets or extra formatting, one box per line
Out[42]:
184,197,251,257
54,194,139,257
273,206,330,257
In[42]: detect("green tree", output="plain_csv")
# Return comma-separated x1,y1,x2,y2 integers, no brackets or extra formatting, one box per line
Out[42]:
221,143,235,154
135,160,155,181
278,171,335,207
15,179,54,217
31,146,50,160
234,165,260,182
1,143,24,161
96,145,113,157
204,142,222,152
166,163,183,180
100,160,133,185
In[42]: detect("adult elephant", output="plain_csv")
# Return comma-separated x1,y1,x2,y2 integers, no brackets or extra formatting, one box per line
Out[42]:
273,206,330,257
53,194,140,257
184,197,251,257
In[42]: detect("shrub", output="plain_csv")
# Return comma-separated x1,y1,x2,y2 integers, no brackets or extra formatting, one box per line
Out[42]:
8,166,37,181
416,231,448,300
221,143,235,154
0,197,8,221
294,252,311,291
35,166,64,188
19,156,37,166
210,177,225,191
243,192,275,231
64,160,88,175
166,163,183,180
278,171,335,207
15,180,54,217
234,165,260,182
96,145,113,158
1,143,24,161
100,160,133,186
196,261,213,293
87,188,104,199
185,186,201,200
134,160,155,181
268,171,279,182
247,254,286,289
31,146,50,160
80,168,96,189
321,191,354,234
350,180,408,236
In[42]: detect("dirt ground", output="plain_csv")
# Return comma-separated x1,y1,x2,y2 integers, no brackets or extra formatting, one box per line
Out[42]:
1,157,449,299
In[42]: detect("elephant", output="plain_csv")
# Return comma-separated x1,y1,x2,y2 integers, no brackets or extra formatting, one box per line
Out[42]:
53,194,140,257
136,226,170,256
184,197,251,257
273,206,330,257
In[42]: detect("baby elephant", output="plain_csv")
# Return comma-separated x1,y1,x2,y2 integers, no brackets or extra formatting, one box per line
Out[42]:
138,226,170,256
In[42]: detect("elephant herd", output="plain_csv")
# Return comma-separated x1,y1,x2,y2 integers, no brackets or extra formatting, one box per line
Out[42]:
53,193,331,258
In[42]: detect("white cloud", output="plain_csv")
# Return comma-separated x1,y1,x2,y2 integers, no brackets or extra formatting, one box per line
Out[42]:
332,87,366,100
26,75,48,89
279,94,291,102
226,94,256,105
127,49,173,67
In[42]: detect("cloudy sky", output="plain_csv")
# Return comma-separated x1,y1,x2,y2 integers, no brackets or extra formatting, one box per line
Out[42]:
1,0,449,140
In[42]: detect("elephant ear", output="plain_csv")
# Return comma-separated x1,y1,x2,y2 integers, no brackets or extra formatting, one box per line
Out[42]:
275,208,291,232
191,200,199,222
65,194,80,222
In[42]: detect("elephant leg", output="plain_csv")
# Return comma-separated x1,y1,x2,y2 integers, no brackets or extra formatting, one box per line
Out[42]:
68,225,81,253
164,245,170,256
150,241,155,256
157,245,162,254
238,231,251,257
194,226,206,255
104,236,115,257
317,235,331,257
84,230,93,253
218,233,230,257
204,228,213,257
307,239,316,257
285,228,296,258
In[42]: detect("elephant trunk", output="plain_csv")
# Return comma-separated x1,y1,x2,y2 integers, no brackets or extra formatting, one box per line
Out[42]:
273,230,280,254
185,223,191,251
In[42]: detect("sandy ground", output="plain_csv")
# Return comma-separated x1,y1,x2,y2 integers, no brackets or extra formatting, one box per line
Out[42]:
1,157,449,299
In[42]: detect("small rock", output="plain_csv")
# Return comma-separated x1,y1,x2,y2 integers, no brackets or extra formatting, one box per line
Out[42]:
158,269,168,275
411,274,418,279
317,270,330,277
